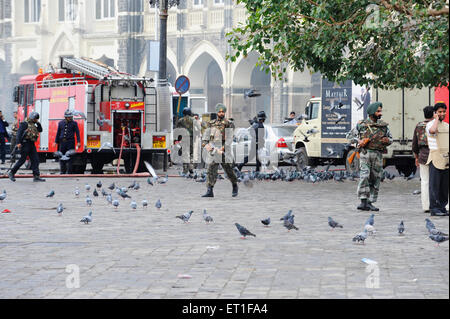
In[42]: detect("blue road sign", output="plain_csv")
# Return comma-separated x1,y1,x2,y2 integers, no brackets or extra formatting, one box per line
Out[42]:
175,75,190,95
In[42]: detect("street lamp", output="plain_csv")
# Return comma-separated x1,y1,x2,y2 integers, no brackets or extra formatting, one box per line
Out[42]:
148,0,180,86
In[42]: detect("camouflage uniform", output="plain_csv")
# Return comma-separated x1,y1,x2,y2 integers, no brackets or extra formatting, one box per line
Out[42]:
176,115,194,174
355,117,393,203
202,117,238,188
9,117,20,162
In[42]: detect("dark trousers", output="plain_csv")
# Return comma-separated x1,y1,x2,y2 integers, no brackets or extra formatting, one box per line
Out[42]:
10,141,40,176
9,135,17,162
0,133,6,163
429,162,449,214
238,143,262,172
59,140,75,174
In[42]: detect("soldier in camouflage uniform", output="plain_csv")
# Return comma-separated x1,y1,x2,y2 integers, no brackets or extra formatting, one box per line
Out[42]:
352,102,392,211
8,112,46,182
176,107,194,175
9,111,19,163
201,103,238,198
412,106,434,213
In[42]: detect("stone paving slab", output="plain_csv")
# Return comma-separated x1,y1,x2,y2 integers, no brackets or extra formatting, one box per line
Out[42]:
0,164,448,299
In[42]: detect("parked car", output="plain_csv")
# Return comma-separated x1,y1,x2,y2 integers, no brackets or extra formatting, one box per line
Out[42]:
232,124,298,168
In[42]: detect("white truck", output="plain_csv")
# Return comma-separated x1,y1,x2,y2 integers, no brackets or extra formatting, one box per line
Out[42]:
292,79,433,176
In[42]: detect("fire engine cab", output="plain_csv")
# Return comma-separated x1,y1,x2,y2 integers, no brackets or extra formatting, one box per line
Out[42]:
12,57,170,174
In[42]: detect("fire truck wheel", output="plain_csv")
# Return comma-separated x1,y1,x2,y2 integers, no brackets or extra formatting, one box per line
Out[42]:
91,161,104,174
72,163,87,174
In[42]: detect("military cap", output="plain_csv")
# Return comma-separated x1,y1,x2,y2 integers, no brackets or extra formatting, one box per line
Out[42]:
28,111,40,120
215,103,227,113
367,102,382,115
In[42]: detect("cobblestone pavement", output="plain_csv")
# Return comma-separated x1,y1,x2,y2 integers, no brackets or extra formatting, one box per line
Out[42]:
0,163,448,299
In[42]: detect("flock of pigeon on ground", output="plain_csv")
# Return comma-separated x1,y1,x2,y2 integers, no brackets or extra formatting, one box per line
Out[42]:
0,161,448,246
179,165,407,185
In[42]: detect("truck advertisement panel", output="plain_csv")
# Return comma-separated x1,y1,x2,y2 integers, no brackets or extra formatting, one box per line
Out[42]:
321,79,353,158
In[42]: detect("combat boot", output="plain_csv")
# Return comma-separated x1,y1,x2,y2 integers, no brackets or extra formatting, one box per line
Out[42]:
202,186,214,198
232,183,238,197
366,201,379,211
33,175,46,182
8,172,16,182
357,199,370,211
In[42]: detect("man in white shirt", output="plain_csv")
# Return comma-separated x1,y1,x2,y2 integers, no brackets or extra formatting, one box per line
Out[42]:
425,102,449,217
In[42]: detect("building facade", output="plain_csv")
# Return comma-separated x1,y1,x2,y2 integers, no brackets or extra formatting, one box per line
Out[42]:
0,0,319,126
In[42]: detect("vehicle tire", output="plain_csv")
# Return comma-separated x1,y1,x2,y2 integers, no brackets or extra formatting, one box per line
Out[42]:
295,147,310,171
91,161,104,174
345,149,360,174
72,163,86,174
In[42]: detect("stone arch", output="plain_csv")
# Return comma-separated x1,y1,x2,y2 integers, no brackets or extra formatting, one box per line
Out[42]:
18,57,39,74
184,42,225,114
286,69,321,115
49,32,76,67
231,51,271,126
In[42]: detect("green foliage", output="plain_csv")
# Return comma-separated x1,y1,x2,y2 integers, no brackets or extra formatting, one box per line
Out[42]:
226,0,449,89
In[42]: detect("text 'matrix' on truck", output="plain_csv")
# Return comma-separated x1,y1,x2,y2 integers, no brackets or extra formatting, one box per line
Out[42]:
12,57,170,174
293,79,449,177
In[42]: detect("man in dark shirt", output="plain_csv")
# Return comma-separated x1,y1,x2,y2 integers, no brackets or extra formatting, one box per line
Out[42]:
0,110,10,164
54,109,81,174
412,106,434,213
237,111,266,172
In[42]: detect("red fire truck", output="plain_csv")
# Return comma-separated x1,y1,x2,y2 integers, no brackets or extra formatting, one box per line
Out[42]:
12,57,170,174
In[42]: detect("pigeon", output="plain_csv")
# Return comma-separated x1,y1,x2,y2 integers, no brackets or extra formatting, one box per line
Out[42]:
364,224,376,236
284,219,299,231
398,221,405,235
101,189,108,197
412,190,421,195
118,190,131,200
365,214,375,226
429,228,448,237
56,203,64,216
85,195,92,206
133,183,140,191
242,174,253,188
352,229,368,244
328,217,343,230
158,174,169,184
202,209,213,223
130,201,137,210
128,181,137,189
429,234,449,246
144,161,158,182
261,217,271,227
0,190,6,202
333,111,344,124
46,190,55,198
147,177,154,186
235,223,256,239
80,211,93,224
155,199,162,210
72,110,87,120
93,189,99,197
112,199,119,209
280,210,294,222
74,188,80,197
176,210,194,223
142,200,148,209
106,194,112,205
96,181,102,188
85,184,91,191
108,182,115,190
425,218,437,233
98,142,116,154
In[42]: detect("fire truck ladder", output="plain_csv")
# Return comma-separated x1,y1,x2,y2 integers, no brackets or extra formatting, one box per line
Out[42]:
61,57,151,82
61,57,115,80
